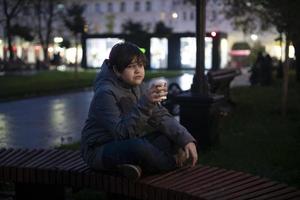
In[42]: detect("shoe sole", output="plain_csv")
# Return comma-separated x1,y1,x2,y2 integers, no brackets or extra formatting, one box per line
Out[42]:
117,164,141,181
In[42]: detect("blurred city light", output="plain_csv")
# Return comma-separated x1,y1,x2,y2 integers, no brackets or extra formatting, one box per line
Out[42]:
57,65,67,71
172,12,178,19
54,37,63,43
250,34,258,41
48,47,54,53
210,31,217,37
150,38,168,69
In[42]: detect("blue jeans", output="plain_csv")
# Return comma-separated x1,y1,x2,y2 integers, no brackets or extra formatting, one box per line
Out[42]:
91,132,177,173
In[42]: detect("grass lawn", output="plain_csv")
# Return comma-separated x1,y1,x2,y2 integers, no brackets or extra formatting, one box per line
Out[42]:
200,74,300,188
0,69,183,101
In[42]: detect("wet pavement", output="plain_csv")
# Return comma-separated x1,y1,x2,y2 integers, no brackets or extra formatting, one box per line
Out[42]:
0,91,93,148
0,70,250,148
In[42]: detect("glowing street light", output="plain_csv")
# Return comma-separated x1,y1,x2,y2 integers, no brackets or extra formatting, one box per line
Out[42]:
250,34,258,41
211,31,217,37
54,37,63,43
172,12,178,19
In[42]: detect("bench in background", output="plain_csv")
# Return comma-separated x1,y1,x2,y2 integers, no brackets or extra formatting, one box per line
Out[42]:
0,148,299,200
207,68,241,105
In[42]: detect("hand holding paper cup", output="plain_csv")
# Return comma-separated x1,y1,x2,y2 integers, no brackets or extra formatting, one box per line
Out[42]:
148,78,168,103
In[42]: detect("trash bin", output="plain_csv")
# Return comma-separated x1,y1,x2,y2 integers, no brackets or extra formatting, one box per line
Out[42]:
175,91,224,150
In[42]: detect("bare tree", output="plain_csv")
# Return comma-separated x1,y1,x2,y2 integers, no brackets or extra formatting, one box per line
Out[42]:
0,0,28,61
63,3,86,75
31,0,63,66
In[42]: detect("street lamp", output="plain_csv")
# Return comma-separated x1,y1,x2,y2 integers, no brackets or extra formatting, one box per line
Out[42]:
172,12,178,19
191,0,208,95
176,0,222,150
250,34,258,41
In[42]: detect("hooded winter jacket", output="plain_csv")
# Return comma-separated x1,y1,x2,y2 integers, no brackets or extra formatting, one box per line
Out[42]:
81,59,196,166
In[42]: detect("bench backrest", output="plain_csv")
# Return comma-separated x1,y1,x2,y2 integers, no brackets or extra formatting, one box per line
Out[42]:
0,148,299,200
207,68,241,83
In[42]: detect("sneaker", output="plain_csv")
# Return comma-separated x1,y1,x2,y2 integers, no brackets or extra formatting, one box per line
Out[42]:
117,164,142,181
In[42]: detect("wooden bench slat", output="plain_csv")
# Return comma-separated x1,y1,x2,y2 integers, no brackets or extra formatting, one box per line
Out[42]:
253,187,300,200
231,183,289,200
23,149,56,167
1,149,28,165
204,179,275,199
222,181,280,199
147,166,213,186
62,159,85,174
50,151,81,170
24,149,61,168
269,190,300,200
76,165,90,173
141,165,192,183
153,166,222,194
4,149,41,182
172,170,240,192
197,175,263,198
167,168,229,190
37,150,76,169
186,171,252,194
5,149,40,166
15,149,46,166
1,148,26,182
1,148,299,200
0,148,21,164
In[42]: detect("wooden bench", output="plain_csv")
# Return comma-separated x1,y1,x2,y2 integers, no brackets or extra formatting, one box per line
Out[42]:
0,148,299,200
207,68,241,105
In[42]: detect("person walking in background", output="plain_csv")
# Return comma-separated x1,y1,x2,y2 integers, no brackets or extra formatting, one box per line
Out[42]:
261,54,273,86
81,42,198,181
250,51,264,86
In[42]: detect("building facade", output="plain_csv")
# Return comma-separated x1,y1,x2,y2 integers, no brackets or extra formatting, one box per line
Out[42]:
78,0,196,34
0,0,287,67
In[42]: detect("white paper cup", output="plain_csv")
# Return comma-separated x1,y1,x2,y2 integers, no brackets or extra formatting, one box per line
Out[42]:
149,78,168,101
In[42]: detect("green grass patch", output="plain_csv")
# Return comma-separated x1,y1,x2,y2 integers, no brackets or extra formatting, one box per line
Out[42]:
200,75,300,188
0,70,183,101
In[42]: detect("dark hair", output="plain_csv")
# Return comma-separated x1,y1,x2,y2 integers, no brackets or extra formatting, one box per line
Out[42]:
108,42,147,72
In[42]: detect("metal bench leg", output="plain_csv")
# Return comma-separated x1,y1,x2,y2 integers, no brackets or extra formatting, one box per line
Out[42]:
15,183,65,200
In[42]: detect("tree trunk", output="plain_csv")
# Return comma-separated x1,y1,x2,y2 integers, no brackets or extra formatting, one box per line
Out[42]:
281,36,290,117
6,19,14,61
74,34,79,78
42,46,49,69
294,41,300,82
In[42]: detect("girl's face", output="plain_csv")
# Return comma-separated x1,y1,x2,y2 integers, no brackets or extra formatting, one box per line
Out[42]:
117,58,145,86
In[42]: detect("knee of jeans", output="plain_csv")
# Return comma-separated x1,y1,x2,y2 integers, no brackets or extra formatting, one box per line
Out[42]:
130,139,153,157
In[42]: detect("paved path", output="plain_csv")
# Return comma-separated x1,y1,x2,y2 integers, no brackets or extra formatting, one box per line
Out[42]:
0,70,250,148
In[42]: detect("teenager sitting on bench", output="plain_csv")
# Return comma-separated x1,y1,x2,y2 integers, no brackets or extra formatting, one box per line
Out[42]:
81,42,198,180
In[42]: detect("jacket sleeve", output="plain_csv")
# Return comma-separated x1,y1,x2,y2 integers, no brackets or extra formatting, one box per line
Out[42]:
92,87,155,140
148,105,196,148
